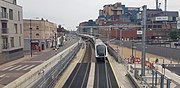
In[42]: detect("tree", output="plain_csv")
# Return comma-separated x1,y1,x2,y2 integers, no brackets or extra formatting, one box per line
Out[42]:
169,29,180,40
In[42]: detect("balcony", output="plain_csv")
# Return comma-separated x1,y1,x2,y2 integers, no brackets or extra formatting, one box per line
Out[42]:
1,43,10,51
1,28,9,36
0,12,8,21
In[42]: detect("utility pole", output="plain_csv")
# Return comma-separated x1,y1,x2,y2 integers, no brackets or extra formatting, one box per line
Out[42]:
132,42,134,58
141,5,147,76
54,32,57,47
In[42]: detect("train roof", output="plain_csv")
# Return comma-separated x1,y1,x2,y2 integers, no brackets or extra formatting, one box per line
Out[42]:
95,39,106,46
79,34,94,38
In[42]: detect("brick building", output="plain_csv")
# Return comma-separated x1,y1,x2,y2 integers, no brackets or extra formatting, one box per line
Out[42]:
23,19,57,51
96,2,179,40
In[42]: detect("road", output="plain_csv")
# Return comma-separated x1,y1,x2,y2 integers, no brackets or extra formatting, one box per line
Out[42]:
114,41,180,61
165,64,180,76
0,35,79,87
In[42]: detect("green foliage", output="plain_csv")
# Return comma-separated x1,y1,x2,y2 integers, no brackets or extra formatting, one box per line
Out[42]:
169,29,180,40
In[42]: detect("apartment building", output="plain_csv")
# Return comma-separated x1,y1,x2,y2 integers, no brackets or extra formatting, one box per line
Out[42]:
95,2,179,40
0,0,23,64
23,19,57,51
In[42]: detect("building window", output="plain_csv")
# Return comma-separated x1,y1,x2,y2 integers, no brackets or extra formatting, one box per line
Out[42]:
19,37,21,46
20,24,22,34
2,22,8,33
2,22,7,28
158,25,162,28
36,26,39,30
10,37,14,47
2,37,8,49
18,11,20,21
14,24,18,33
13,0,17,5
153,25,157,28
9,9,13,20
36,33,39,36
1,7,7,18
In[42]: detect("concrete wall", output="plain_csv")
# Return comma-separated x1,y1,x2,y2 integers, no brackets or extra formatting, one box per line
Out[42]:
0,48,24,64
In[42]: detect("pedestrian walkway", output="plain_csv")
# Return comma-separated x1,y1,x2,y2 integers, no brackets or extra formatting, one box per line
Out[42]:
108,53,134,88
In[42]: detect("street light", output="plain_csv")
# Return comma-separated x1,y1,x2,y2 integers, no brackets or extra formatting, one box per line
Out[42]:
120,28,123,62
29,19,32,57
53,30,57,48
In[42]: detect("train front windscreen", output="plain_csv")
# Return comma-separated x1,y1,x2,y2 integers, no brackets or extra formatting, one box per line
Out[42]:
96,45,106,56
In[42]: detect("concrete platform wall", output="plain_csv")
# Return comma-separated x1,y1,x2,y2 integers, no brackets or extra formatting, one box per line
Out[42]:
3,41,80,88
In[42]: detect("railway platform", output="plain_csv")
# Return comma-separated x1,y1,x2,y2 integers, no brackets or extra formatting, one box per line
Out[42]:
109,44,180,88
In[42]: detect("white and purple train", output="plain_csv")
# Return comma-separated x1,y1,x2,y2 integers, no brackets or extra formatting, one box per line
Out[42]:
79,34,108,61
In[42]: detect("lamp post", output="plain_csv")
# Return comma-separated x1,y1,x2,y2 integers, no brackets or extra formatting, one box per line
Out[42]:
52,30,57,48
132,42,134,58
120,29,123,62
29,19,32,57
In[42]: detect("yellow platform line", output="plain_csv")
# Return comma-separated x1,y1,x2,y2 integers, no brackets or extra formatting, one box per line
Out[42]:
108,60,121,88
55,62,76,88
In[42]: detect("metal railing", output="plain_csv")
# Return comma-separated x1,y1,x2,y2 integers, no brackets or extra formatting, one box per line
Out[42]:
128,65,180,88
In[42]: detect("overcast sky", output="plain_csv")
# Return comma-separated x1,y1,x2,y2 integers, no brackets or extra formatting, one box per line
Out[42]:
18,0,180,30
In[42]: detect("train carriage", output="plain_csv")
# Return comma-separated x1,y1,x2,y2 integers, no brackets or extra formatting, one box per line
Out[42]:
95,39,108,61
79,34,108,62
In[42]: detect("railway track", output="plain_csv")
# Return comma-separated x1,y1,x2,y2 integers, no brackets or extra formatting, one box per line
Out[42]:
63,40,93,88
62,39,118,88
94,59,119,88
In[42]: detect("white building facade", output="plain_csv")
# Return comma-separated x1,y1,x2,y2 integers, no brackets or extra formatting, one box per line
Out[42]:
0,0,24,64
177,17,180,29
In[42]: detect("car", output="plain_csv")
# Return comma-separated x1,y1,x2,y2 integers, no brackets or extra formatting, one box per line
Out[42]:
131,57,141,63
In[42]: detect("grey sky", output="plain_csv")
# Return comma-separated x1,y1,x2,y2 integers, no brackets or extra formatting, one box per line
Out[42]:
18,0,180,30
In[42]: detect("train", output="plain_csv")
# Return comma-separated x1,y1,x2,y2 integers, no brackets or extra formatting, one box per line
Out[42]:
79,34,108,61
94,38,108,61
